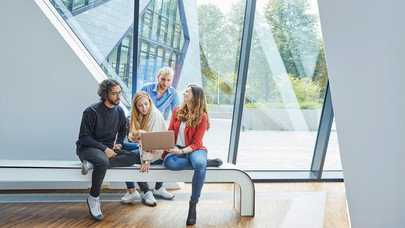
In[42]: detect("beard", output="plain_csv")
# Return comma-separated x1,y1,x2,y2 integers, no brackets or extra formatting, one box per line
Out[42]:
107,97,120,106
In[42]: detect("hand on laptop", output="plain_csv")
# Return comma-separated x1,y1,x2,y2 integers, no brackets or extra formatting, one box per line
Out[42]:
167,146,182,155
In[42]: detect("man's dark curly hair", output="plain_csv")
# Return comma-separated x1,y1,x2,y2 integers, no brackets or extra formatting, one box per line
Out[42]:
97,79,122,102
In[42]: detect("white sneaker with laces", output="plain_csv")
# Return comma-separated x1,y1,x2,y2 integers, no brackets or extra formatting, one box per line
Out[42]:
142,191,157,206
81,160,94,175
121,190,140,203
87,195,103,221
153,187,175,200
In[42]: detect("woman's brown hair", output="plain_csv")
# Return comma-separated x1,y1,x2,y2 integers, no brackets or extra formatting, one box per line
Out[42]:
176,84,210,130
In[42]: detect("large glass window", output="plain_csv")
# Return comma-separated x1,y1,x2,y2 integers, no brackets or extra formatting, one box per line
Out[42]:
49,0,134,107
46,0,341,177
236,0,329,170
193,0,246,162
136,0,187,90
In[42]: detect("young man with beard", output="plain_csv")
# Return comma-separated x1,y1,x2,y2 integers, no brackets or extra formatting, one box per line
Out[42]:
140,67,180,120
76,79,137,221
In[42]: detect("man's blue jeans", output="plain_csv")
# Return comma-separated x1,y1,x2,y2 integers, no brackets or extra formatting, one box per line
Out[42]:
164,149,207,203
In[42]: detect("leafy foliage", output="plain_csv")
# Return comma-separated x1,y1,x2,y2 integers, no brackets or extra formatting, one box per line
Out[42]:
198,0,328,109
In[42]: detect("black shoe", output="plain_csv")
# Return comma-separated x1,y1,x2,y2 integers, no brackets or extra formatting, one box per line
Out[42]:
186,202,197,225
207,158,223,167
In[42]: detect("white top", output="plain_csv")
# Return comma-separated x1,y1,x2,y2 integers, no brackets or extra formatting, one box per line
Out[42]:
130,107,166,163
176,122,186,147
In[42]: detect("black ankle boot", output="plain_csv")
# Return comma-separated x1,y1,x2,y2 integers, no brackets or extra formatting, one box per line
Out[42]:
207,158,223,167
186,202,197,225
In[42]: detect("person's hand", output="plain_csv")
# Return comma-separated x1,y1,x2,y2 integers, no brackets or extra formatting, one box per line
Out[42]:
138,130,147,134
104,148,117,158
145,150,157,154
113,144,122,150
130,132,140,142
140,162,150,173
167,147,182,155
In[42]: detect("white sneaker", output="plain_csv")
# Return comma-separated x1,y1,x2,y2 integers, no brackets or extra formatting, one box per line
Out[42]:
87,195,103,221
142,191,157,206
154,187,175,200
121,190,140,203
81,160,94,175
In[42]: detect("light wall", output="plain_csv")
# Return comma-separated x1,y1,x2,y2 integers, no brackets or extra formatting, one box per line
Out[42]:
0,0,102,161
318,0,405,227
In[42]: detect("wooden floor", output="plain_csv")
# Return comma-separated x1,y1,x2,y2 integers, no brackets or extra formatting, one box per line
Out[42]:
0,182,349,228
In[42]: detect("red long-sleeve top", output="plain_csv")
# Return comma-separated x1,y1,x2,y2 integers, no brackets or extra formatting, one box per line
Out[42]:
163,107,208,159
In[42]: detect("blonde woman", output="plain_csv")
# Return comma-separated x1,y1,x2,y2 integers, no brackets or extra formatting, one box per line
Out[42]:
121,91,174,206
163,84,211,225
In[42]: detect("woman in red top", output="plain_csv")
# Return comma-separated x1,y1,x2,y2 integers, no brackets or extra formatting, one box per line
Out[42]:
164,84,209,225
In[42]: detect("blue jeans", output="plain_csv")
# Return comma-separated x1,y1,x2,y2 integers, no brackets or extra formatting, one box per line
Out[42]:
164,149,207,203
122,142,139,151
122,143,163,191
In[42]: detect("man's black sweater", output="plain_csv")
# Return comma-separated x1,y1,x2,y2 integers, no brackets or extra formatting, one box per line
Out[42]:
76,101,128,153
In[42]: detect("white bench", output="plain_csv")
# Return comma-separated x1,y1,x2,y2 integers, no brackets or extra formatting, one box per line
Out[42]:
0,160,255,216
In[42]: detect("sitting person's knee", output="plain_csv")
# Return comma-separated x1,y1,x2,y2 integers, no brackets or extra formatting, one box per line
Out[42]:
164,156,177,169
96,156,109,169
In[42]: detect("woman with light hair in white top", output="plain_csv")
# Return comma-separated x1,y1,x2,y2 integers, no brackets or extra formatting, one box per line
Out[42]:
120,91,175,206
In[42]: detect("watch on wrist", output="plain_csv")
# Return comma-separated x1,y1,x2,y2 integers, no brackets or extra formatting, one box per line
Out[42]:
181,149,184,155
144,160,150,165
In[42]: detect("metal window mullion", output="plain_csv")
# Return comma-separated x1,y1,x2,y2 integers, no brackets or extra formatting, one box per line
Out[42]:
228,0,256,164
132,0,140,98
310,81,334,179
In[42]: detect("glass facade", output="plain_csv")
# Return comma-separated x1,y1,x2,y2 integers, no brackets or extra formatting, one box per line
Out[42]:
236,0,329,170
47,0,341,179
49,0,188,108
137,0,187,89
196,0,246,164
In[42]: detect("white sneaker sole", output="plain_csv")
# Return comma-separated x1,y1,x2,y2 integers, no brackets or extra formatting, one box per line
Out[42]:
121,194,140,204
153,194,175,200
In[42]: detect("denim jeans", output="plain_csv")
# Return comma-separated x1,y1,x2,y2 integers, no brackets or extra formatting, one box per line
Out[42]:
164,149,207,203
122,142,139,151
78,146,138,197
122,143,163,192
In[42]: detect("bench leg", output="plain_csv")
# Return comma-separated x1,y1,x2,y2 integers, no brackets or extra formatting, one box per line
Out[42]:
233,182,255,217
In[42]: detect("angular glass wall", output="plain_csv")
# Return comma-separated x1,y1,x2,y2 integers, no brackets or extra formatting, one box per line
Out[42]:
50,0,189,108
194,0,246,163
236,0,330,170
49,0,135,107
136,0,188,90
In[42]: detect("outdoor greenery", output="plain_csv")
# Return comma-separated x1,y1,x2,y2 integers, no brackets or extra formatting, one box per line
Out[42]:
198,0,328,110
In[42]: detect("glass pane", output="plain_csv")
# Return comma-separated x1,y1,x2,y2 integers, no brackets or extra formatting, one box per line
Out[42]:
49,0,135,108
197,0,246,162
72,0,86,10
323,117,342,170
237,0,328,170
136,0,187,92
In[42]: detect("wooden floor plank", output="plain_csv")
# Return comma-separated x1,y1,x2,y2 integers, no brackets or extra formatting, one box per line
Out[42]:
0,182,349,228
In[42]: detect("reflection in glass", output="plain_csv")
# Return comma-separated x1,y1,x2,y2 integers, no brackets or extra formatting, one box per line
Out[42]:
49,0,135,107
49,0,188,108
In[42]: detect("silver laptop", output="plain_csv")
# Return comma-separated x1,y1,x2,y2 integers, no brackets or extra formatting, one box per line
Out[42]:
140,131,175,151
